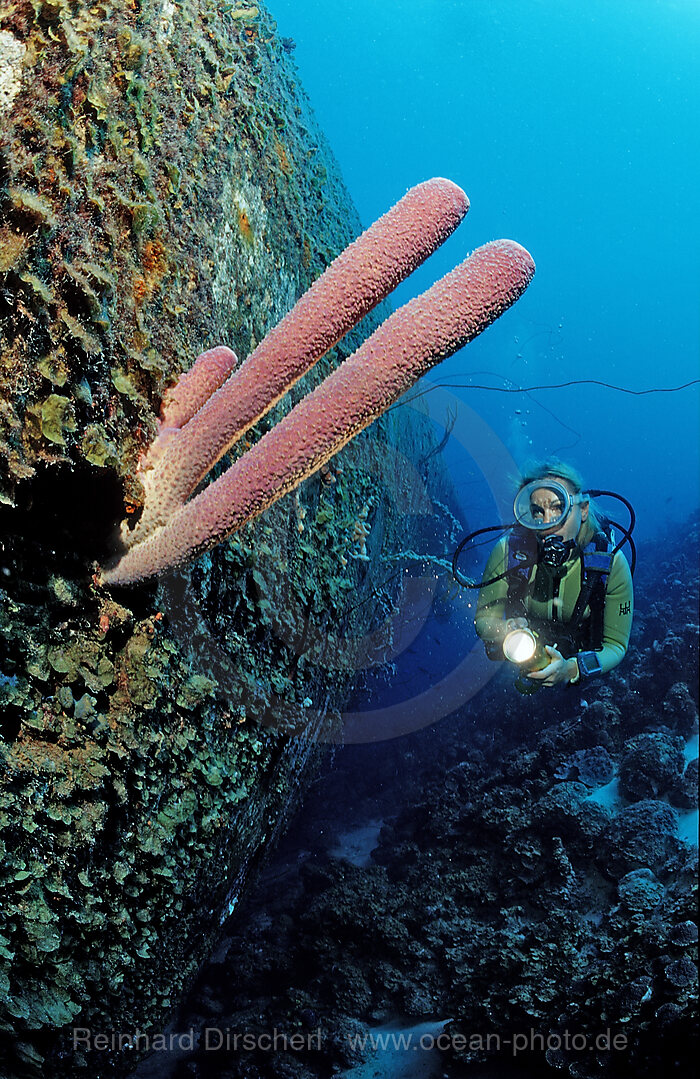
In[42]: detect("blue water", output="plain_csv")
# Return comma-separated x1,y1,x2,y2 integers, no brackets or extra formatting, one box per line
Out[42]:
129,13,699,1074
272,0,700,544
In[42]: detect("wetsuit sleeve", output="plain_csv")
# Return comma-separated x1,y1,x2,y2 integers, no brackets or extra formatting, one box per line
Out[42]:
597,550,634,673
474,538,509,651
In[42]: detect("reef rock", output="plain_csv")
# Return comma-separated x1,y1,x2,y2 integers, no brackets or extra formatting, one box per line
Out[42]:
0,2,453,1076
618,731,685,801
671,756,699,809
554,744,615,788
617,868,665,913
600,800,680,878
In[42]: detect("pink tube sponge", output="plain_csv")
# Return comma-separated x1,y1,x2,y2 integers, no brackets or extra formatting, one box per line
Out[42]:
123,179,468,552
160,346,239,430
100,182,534,586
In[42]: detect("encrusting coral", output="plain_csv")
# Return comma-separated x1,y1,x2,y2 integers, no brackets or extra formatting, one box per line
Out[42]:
100,178,535,586
3,7,504,1076
349,504,372,562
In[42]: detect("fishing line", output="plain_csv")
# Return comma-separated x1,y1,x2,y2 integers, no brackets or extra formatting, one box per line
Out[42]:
389,376,700,413
479,371,583,444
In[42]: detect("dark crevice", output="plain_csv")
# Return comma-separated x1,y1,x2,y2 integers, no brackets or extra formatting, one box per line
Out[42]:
0,460,125,584
0,708,22,744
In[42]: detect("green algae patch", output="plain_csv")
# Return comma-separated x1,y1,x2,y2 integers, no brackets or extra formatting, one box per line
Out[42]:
81,424,118,468
36,354,70,388
8,187,58,228
0,229,29,273
38,395,77,445
19,274,55,306
111,366,144,402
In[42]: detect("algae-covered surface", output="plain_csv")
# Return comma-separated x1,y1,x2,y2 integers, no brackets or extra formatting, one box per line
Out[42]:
0,0,356,493
0,2,448,1075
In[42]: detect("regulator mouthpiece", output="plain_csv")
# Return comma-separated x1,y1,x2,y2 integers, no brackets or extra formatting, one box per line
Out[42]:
540,534,577,567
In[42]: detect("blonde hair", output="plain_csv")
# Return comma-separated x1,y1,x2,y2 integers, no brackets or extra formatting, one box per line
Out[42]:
517,457,602,542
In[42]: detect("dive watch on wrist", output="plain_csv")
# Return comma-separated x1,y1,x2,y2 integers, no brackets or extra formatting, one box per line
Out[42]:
576,651,603,678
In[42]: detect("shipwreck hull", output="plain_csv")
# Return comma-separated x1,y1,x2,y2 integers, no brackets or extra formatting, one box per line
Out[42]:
0,2,447,1074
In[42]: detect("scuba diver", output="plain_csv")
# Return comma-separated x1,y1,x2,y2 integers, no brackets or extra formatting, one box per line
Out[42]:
454,460,634,692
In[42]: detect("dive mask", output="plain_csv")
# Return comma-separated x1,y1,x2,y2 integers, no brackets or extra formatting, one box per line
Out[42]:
513,479,587,532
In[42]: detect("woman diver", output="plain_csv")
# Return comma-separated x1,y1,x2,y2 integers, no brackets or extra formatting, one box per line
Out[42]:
458,460,634,691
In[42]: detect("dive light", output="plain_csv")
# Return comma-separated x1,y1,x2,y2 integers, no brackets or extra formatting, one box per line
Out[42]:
502,626,538,664
502,624,550,694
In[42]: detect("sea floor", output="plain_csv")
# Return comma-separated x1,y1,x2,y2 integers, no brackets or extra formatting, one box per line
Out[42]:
132,711,698,1079
586,730,699,845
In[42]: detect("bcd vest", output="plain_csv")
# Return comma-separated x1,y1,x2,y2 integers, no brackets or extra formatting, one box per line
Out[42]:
504,525,615,653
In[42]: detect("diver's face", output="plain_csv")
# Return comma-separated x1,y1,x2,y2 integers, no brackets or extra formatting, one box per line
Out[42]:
529,478,588,541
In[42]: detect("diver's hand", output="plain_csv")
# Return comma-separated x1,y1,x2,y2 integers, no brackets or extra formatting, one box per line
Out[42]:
527,645,579,687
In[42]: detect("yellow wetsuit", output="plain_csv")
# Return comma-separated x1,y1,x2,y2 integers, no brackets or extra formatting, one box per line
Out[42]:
474,531,634,674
